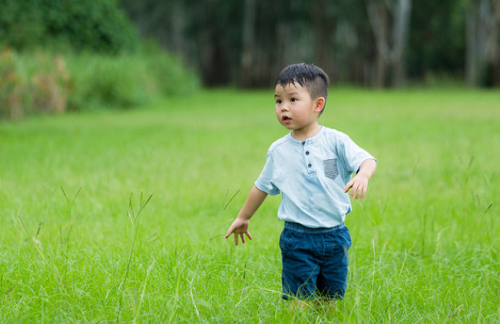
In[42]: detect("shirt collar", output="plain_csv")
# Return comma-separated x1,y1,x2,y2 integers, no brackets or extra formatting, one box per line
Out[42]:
286,126,325,146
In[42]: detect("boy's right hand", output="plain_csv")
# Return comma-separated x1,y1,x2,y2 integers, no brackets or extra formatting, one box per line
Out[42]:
225,218,252,246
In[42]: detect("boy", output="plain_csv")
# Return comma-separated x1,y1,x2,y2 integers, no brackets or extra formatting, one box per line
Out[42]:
225,63,377,305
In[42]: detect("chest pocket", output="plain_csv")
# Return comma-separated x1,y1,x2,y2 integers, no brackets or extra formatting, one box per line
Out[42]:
323,158,339,181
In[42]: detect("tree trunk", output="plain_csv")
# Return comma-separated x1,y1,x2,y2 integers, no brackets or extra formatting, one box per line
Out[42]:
466,0,489,86
312,0,336,77
171,0,186,57
466,1,479,86
240,0,256,88
466,0,500,87
486,0,500,86
366,0,389,87
194,0,231,87
197,30,231,87
374,1,388,87
275,21,292,72
366,0,412,88
391,0,411,87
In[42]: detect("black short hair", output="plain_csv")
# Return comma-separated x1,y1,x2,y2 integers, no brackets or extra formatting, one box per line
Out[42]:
274,63,330,114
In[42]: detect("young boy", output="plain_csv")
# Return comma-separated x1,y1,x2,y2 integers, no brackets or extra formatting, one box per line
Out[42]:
225,63,377,305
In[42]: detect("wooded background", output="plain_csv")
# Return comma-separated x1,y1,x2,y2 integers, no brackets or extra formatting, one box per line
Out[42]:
120,0,500,88
2,0,499,89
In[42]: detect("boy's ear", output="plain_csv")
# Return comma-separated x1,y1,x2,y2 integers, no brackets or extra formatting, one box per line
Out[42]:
314,97,326,113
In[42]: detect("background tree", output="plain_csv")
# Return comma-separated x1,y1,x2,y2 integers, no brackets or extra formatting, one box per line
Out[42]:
117,0,499,88
407,0,466,83
466,0,500,87
365,0,412,88
0,0,138,53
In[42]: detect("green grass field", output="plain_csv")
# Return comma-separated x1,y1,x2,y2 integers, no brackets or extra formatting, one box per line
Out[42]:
1,88,499,323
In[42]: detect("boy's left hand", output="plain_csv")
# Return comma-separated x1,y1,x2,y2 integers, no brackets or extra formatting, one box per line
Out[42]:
343,174,369,200
344,159,377,200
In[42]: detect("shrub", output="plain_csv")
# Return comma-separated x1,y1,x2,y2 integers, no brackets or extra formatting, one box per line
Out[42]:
144,53,201,96
66,52,199,111
0,49,24,119
0,0,138,54
0,49,71,119
66,54,153,110
0,48,200,119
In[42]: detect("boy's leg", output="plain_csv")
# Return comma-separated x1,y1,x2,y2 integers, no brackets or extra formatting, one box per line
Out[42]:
280,224,321,301
316,224,351,300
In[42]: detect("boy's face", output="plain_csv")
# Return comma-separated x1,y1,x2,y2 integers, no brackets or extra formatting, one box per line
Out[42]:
274,83,324,134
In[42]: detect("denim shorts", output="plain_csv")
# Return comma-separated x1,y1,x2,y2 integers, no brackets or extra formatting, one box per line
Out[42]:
280,222,351,300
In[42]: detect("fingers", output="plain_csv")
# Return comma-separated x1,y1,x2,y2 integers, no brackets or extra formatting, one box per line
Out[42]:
352,185,364,200
235,231,253,245
344,180,368,200
343,180,353,193
226,230,252,246
351,184,359,199
350,184,359,199
359,186,367,199
224,225,235,239
224,220,252,246
351,184,367,200
241,231,253,244
224,224,239,244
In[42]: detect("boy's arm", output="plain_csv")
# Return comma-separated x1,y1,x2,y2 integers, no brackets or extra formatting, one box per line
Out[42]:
225,185,268,245
343,158,377,200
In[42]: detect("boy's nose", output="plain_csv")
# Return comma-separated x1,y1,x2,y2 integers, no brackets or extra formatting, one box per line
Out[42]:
281,105,289,112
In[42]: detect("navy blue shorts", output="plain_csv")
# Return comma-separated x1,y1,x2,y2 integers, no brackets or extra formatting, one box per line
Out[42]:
280,222,351,300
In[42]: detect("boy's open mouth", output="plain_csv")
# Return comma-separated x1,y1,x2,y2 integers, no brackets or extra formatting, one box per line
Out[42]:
282,116,291,123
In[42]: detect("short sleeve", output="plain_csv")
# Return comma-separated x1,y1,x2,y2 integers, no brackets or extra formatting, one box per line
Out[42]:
341,135,376,174
255,151,280,195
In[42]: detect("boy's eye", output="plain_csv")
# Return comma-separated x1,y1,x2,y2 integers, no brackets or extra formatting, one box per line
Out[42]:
290,98,297,102
276,99,282,104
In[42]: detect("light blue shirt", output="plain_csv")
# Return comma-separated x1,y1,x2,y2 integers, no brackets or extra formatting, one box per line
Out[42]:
255,126,376,228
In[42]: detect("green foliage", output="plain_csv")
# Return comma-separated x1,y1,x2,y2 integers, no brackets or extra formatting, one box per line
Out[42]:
67,52,199,110
120,0,497,88
66,54,154,110
0,48,199,119
149,54,200,96
0,49,71,119
1,89,500,322
0,0,138,53
407,0,467,80
0,49,23,119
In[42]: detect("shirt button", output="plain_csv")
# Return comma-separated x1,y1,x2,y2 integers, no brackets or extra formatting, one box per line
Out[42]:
305,151,309,155
308,163,312,167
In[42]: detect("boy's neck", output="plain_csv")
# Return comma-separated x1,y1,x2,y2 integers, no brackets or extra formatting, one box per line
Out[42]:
291,124,322,141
